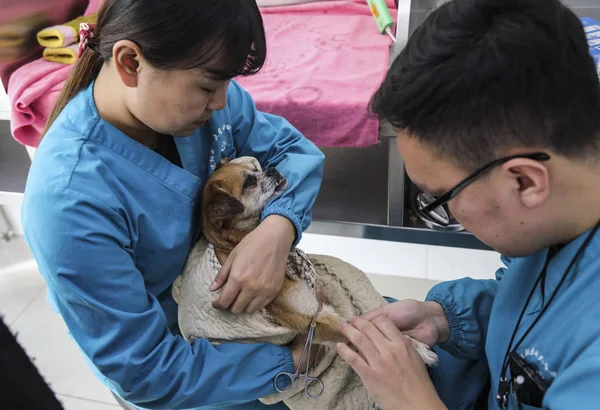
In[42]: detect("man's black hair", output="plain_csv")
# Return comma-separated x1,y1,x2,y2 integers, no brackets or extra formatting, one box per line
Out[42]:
371,0,600,169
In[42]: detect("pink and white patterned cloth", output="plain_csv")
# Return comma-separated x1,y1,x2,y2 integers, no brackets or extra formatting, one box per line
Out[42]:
236,0,397,148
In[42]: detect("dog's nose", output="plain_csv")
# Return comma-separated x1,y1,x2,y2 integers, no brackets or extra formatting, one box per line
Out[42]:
265,168,282,179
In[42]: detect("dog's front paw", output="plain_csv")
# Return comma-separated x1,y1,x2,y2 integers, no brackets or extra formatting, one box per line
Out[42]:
407,336,439,367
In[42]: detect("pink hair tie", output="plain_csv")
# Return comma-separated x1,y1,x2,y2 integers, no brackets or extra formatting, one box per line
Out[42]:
77,22,97,58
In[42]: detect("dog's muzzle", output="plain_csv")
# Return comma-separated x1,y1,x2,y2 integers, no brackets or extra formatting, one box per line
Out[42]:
265,168,287,192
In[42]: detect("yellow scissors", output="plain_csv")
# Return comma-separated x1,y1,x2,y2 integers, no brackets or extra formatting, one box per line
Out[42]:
274,310,325,399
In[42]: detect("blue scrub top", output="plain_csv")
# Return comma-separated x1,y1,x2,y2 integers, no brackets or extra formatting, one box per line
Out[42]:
427,227,600,409
22,80,324,409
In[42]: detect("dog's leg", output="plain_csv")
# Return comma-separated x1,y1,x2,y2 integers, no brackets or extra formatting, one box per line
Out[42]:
266,279,348,343
312,305,347,343
406,335,439,366
267,280,439,365
311,315,439,366
267,299,347,344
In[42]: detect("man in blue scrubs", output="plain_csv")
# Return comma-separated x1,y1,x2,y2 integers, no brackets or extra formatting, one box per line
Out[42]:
336,0,600,409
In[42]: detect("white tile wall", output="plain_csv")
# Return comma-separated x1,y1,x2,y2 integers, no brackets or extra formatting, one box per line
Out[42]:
0,81,9,121
3,228,500,283
1,80,20,234
3,212,501,282
299,233,501,280
0,81,30,234
3,203,23,235
427,244,503,281
57,395,118,410
25,145,36,160
366,273,440,301
297,232,429,279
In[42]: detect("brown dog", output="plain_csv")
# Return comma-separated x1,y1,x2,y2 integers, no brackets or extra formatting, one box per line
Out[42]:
201,156,439,366
202,156,346,342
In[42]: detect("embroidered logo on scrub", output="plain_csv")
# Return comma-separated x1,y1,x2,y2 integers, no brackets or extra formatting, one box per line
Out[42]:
209,123,232,171
520,348,558,381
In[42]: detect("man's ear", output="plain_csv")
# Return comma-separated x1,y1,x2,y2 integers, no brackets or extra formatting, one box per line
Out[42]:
502,158,550,209
205,187,244,228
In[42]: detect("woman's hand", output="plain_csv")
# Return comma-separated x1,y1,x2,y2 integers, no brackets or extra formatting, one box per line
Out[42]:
210,215,295,314
359,300,450,347
337,317,447,410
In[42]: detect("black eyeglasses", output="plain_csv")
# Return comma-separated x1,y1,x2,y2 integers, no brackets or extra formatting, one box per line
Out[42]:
417,152,551,226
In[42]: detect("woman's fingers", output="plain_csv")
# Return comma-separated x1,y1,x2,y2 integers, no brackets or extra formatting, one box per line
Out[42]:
244,296,267,314
228,287,253,315
210,255,233,291
212,275,240,310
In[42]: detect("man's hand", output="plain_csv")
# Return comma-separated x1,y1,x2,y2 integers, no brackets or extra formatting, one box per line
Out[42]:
360,299,450,347
337,317,447,410
211,215,295,314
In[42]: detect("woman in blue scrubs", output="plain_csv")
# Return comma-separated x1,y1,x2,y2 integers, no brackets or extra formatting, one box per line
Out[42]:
21,1,324,409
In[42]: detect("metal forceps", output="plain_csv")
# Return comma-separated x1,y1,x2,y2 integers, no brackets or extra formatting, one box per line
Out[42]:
274,311,325,399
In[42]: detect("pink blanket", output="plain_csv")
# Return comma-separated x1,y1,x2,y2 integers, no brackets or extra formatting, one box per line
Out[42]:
236,0,396,147
0,0,89,89
8,60,69,146
9,0,394,148
7,0,102,147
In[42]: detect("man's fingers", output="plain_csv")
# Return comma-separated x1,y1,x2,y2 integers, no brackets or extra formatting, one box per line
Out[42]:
359,305,389,322
340,321,380,364
336,342,369,376
372,315,405,342
211,257,233,291
350,317,391,356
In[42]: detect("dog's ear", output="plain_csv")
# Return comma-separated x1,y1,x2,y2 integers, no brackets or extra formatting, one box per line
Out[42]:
204,187,244,228
216,157,231,170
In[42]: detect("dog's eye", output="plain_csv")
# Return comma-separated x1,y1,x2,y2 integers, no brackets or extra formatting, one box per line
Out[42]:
243,174,257,191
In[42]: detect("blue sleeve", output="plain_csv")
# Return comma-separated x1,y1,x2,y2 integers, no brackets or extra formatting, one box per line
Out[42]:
425,256,510,360
227,80,325,245
22,187,294,410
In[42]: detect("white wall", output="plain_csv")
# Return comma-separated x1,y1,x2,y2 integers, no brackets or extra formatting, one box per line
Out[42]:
298,233,501,280
0,80,29,236
2,204,22,235
0,80,8,121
